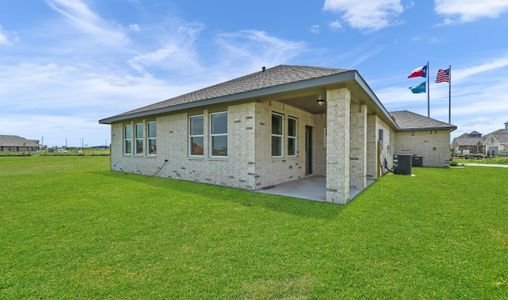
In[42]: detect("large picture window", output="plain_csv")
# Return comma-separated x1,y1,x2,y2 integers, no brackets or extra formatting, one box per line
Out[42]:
271,113,283,157
124,124,132,154
147,121,157,155
135,122,144,155
287,117,297,157
210,112,228,157
189,115,204,156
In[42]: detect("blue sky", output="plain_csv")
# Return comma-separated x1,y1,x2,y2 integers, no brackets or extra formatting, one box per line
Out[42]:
1,0,507,146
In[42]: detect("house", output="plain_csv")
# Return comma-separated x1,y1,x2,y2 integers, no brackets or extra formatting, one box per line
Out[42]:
100,65,456,204
483,123,508,156
0,135,40,152
452,131,485,156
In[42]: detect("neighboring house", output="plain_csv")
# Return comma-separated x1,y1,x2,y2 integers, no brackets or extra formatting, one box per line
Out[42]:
100,65,456,204
483,123,508,156
452,131,484,155
0,135,40,152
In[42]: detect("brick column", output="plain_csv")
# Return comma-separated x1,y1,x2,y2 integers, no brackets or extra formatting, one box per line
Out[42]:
350,104,367,190
326,88,350,204
366,114,377,180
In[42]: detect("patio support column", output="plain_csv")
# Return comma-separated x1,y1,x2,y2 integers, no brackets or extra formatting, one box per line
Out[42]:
350,104,367,190
366,114,377,180
326,88,350,204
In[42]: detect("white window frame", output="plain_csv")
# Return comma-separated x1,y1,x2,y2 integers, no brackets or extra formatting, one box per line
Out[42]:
134,121,144,155
123,123,133,155
287,116,297,157
271,112,284,158
147,120,157,156
209,111,228,158
189,114,204,157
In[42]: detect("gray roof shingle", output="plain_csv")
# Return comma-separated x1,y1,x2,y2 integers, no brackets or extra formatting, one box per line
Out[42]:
390,110,457,131
485,129,508,144
0,135,39,147
453,137,483,146
108,65,349,119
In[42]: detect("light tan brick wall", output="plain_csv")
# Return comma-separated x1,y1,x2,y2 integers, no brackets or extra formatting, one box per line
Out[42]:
253,100,325,188
376,116,394,173
111,102,257,189
365,115,394,178
349,104,367,189
366,114,377,180
395,130,451,167
313,113,326,176
325,88,350,204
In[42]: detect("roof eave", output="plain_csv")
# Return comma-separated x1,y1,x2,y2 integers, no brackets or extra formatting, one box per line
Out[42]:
99,70,399,129
398,126,457,132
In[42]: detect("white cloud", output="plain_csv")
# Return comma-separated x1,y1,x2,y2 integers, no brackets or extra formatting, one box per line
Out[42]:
46,0,128,45
0,25,18,46
328,20,343,30
214,30,307,78
453,56,508,81
0,27,10,45
310,25,320,34
0,63,193,113
0,13,306,147
128,21,205,76
323,0,403,31
129,23,140,32
435,0,508,23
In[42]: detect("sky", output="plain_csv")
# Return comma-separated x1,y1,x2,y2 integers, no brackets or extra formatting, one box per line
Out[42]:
0,0,507,147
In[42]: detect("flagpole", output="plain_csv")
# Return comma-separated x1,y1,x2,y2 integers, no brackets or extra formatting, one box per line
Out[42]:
448,65,452,124
427,61,430,117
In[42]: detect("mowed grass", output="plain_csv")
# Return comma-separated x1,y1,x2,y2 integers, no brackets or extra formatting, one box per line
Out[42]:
1,157,507,299
454,157,508,165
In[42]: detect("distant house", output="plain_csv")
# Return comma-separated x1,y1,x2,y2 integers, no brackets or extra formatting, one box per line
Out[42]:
452,131,484,156
0,135,40,152
483,122,508,156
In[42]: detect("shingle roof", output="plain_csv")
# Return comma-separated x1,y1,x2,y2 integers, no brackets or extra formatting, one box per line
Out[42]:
453,137,483,146
112,65,349,119
0,135,39,147
389,110,457,131
485,129,508,144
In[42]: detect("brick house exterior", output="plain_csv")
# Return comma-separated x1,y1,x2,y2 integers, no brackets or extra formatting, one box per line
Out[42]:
100,65,456,204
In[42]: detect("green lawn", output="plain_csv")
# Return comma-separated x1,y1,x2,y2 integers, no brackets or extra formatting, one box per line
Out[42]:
1,157,507,299
454,157,508,165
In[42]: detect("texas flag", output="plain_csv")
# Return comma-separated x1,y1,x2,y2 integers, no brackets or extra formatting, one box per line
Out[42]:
408,65,427,78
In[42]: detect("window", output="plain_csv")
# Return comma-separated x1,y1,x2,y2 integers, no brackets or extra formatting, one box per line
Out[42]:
147,121,157,155
135,122,144,155
287,117,297,157
271,113,283,157
189,115,204,156
210,112,228,157
378,129,384,150
124,124,132,154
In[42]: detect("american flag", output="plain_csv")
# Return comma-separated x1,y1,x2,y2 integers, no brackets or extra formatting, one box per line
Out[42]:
435,68,450,83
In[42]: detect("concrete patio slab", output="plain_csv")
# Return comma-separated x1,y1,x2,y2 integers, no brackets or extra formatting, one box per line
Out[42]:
256,176,375,202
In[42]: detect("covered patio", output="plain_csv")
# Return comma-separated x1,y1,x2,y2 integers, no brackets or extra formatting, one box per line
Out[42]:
257,81,394,204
